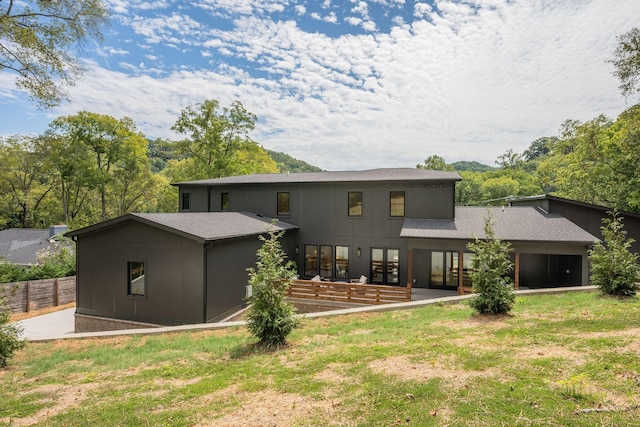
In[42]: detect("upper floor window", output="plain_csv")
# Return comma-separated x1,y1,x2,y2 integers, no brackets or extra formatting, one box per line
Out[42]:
348,191,363,217
128,261,146,297
277,192,290,216
390,191,405,217
221,192,229,211
181,192,190,211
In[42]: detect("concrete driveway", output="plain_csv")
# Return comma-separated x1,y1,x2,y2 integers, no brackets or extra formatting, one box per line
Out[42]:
13,308,76,341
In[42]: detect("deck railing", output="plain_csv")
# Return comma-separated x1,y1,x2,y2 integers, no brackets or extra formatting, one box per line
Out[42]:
288,279,411,305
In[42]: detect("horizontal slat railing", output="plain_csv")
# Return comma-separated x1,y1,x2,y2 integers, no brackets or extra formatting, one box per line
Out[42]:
288,279,411,305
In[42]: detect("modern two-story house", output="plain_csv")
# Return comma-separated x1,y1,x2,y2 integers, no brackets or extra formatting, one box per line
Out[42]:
69,168,598,331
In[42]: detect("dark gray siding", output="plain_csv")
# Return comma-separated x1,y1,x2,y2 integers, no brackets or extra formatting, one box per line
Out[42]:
205,231,297,322
179,180,455,284
75,221,205,325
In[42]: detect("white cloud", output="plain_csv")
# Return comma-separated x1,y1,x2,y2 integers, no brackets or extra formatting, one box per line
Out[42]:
294,5,306,15
4,0,640,171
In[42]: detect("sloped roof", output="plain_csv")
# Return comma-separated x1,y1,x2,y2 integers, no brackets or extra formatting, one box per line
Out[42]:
174,168,461,186
401,206,599,244
0,229,56,265
67,212,297,243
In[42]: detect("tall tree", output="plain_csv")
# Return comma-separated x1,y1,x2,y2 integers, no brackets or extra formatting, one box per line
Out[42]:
171,99,277,180
417,154,455,171
50,112,153,222
0,0,109,108
0,135,56,228
609,27,640,98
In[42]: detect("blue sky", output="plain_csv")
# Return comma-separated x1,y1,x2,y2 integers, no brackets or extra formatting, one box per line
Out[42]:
1,0,639,170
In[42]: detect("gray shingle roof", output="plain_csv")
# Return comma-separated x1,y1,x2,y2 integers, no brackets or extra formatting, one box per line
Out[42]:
401,206,599,244
0,229,58,265
174,168,461,186
67,212,297,243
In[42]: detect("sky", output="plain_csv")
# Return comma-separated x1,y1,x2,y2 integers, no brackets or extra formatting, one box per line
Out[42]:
1,0,639,171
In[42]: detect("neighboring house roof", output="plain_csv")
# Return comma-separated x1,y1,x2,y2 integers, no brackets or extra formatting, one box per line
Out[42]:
0,228,62,265
67,212,298,243
401,206,599,244
174,168,462,186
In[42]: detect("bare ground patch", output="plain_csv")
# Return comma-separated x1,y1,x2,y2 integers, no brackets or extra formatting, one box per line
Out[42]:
368,355,497,390
191,386,350,427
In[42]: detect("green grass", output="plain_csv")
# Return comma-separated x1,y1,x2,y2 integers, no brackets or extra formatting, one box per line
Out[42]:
1,292,640,426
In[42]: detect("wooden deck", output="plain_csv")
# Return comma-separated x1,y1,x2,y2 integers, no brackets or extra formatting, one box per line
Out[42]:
288,279,411,305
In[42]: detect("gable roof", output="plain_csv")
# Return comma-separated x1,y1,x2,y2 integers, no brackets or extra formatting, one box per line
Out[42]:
174,168,461,187
401,206,599,244
66,212,297,243
0,228,59,265
509,194,640,220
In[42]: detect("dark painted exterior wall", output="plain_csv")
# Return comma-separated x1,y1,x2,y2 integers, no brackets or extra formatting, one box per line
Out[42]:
511,197,640,257
76,221,205,325
179,180,456,285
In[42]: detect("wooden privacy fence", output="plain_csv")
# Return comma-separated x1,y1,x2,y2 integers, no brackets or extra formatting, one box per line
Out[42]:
1,276,76,313
288,279,411,305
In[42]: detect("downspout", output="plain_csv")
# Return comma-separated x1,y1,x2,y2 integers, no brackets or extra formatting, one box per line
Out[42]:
203,242,210,323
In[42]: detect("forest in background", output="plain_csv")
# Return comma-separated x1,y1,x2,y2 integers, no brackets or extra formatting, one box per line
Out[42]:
1,100,639,231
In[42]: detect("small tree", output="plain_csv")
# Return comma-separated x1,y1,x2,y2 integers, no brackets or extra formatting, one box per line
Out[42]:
467,211,516,315
0,291,24,368
246,225,299,348
589,210,640,297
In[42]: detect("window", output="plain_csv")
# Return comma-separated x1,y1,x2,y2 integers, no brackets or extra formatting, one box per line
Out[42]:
320,245,333,277
277,192,290,216
304,245,318,277
348,191,363,216
181,192,190,211
430,251,474,289
390,191,405,217
221,192,229,211
371,248,400,284
128,261,146,296
335,246,349,279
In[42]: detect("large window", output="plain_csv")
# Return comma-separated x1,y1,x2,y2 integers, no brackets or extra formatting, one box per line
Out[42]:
348,191,363,216
128,261,146,297
335,246,349,279
221,192,229,211
277,192,290,216
390,191,405,217
371,248,400,284
430,251,474,289
181,192,190,211
305,244,348,279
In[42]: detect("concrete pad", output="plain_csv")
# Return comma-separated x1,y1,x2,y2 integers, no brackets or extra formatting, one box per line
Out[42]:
13,308,76,341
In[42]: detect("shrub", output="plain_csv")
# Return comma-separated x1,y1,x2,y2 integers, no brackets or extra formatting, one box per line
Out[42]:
0,293,24,367
467,211,515,315
589,210,640,297
245,225,299,348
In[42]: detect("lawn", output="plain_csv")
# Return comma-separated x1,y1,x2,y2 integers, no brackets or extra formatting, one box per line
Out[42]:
1,292,639,426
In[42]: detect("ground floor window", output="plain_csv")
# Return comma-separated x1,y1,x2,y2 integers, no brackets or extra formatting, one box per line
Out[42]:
371,248,400,284
430,251,474,289
304,244,350,279
128,261,146,297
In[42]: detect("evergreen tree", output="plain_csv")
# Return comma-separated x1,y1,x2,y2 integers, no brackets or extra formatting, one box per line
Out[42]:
467,211,516,315
246,224,300,348
589,210,640,297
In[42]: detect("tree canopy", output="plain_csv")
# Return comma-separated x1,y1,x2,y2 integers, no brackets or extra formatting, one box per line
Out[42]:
0,0,109,108
609,27,640,98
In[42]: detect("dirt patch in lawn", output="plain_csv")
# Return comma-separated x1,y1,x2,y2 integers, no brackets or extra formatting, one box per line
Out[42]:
192,386,348,427
368,355,497,389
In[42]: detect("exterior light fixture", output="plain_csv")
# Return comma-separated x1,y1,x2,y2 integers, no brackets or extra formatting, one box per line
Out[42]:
357,247,361,257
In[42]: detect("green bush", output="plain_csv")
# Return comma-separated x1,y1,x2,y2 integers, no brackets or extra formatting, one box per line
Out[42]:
589,210,640,297
0,294,24,367
467,211,516,315
245,225,299,348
